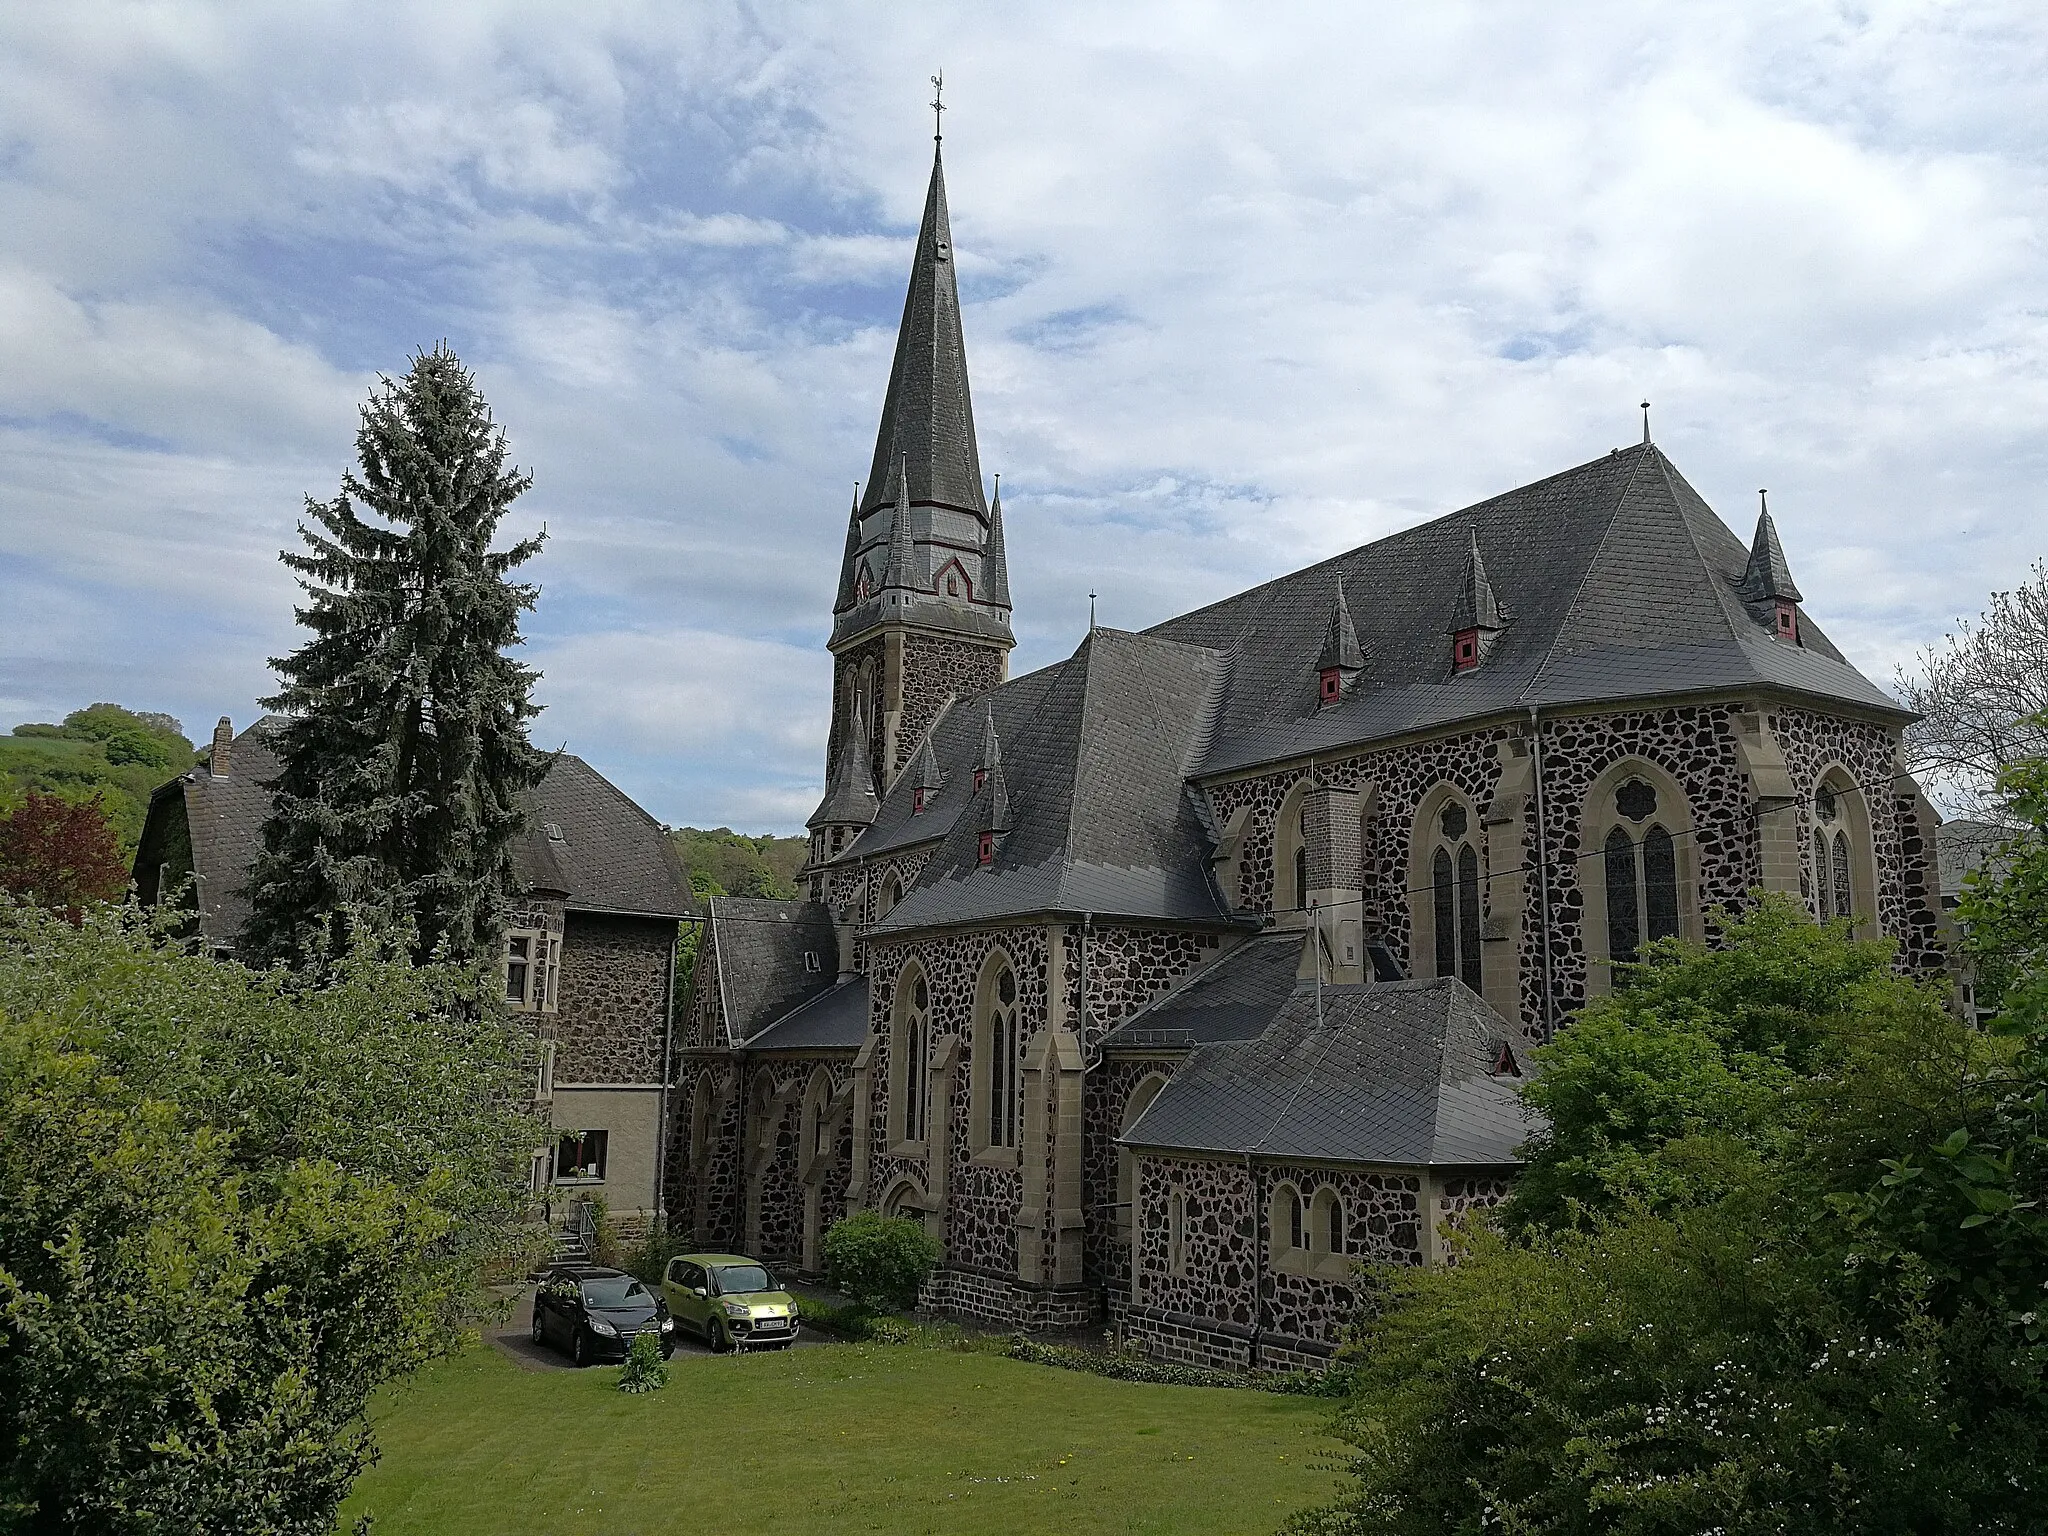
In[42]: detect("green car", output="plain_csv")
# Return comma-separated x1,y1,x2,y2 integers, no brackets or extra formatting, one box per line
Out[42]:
662,1254,800,1352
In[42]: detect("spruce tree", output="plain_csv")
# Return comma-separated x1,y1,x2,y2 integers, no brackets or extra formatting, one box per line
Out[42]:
243,344,548,970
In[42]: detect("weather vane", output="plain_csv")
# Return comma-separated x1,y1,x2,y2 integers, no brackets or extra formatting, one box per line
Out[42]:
930,70,945,140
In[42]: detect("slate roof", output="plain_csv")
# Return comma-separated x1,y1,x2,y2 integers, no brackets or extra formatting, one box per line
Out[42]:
1100,934,1309,1049
1120,978,1539,1167
140,718,692,947
1141,443,1905,776
745,976,870,1051
866,627,1239,934
704,897,839,1043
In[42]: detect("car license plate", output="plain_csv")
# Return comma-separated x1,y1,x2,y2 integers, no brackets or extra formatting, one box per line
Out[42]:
756,1319,787,1332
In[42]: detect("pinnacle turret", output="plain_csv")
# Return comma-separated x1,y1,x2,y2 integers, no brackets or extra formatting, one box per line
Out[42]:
1316,574,1365,673
883,455,917,592
1738,495,1802,604
983,475,1012,610
1450,526,1502,634
807,692,879,834
832,486,863,612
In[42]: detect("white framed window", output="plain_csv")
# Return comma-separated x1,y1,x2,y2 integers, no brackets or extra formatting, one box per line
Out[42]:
555,1128,607,1182
972,953,1022,1156
1271,1182,1308,1273
889,966,932,1149
1309,1187,1348,1278
506,928,561,1014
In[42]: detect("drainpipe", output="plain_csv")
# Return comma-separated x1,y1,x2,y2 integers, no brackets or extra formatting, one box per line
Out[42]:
1246,1150,1264,1372
1528,706,1554,1040
654,919,683,1229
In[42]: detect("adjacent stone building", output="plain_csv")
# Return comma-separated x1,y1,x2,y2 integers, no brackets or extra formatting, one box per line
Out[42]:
135,718,693,1234
671,133,1957,1366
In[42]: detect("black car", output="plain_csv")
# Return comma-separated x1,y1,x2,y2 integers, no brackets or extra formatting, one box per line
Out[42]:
530,1263,676,1366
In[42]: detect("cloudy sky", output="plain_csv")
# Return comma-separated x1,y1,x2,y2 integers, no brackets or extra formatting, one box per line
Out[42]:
3,2,2044,832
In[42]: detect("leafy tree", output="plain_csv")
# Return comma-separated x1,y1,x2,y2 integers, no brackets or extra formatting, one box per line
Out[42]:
670,826,806,900
1897,562,2048,818
0,706,195,856
821,1211,941,1313
1297,896,2048,1535
0,790,129,918
0,897,538,1534
242,345,549,971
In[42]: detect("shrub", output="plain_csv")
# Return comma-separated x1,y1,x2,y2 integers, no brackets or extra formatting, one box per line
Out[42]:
618,1331,668,1394
820,1211,940,1312
625,1221,688,1284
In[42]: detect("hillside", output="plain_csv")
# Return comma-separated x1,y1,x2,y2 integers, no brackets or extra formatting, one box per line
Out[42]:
669,825,807,900
1,705,198,855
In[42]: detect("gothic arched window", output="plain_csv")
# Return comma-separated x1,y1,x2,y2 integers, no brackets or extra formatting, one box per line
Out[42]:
1293,809,1310,912
1426,798,1482,991
890,966,931,1148
1602,776,1680,967
972,955,1021,1154
1814,784,1856,923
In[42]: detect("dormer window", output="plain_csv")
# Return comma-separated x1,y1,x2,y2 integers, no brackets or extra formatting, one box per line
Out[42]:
1775,601,1798,642
973,768,987,793
1452,629,1480,673
913,787,928,814
1318,668,1343,704
977,831,995,866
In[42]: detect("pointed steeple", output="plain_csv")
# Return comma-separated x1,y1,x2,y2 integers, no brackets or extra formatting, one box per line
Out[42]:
862,139,986,521
807,692,880,833
883,455,917,592
978,705,1011,834
982,474,1012,609
832,485,863,613
910,734,944,814
1738,492,1802,603
1450,526,1503,633
1315,574,1365,672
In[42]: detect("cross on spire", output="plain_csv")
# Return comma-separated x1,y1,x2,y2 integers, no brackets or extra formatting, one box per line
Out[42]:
930,70,945,141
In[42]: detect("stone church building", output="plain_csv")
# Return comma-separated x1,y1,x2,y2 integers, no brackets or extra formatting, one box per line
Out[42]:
672,132,1954,1369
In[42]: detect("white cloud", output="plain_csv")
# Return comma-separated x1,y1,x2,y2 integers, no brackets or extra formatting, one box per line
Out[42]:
2,0,2047,829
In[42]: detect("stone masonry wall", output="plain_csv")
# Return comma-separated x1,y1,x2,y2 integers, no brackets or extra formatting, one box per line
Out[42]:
555,913,674,1084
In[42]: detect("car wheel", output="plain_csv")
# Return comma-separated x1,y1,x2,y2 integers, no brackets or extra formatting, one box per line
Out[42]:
572,1328,589,1367
529,1304,545,1346
660,1339,675,1360
708,1318,733,1354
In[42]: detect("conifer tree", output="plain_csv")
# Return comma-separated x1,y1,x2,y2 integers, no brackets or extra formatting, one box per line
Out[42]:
242,344,548,970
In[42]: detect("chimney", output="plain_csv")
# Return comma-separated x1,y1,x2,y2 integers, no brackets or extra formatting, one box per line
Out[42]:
211,717,233,778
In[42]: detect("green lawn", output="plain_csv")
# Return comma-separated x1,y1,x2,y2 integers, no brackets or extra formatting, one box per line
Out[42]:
340,1340,1340,1535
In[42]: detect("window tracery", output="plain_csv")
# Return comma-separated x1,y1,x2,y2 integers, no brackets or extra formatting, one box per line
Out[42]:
1425,797,1482,991
1602,776,1681,967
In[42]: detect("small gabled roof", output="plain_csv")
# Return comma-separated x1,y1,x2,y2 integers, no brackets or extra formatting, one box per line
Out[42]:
744,976,869,1051
1120,978,1539,1167
1100,933,1308,1050
866,627,1236,933
1738,500,1803,604
705,897,838,1044
1314,574,1365,673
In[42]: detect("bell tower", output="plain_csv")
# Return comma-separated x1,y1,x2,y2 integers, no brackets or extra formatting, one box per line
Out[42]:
816,105,1014,818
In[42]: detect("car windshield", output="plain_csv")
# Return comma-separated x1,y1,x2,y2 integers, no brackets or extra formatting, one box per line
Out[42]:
714,1264,774,1296
579,1277,649,1308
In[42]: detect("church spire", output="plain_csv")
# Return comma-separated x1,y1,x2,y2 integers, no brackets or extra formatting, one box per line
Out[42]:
1314,572,1364,707
861,136,986,520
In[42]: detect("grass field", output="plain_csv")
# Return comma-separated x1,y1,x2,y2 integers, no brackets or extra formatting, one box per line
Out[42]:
339,1339,1340,1535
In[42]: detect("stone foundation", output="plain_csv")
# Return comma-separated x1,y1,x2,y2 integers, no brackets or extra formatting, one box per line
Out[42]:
1116,1302,1336,1374
918,1265,1100,1331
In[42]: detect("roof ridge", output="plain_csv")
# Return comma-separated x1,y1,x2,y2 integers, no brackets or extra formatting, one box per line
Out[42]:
1522,443,1657,703
1144,442,1658,641
1648,447,1747,650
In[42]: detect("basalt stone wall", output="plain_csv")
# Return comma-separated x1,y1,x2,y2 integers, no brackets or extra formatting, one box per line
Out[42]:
672,1057,743,1249
555,913,674,1084
1259,1164,1425,1346
863,925,1052,1284
1085,1053,1188,1298
900,632,1005,779
1205,725,1514,993
1203,700,1941,1031
739,1057,855,1269
1439,1174,1514,1239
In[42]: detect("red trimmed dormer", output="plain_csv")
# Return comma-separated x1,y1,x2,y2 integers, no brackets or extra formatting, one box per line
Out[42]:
977,830,995,865
1452,628,1481,674
1446,526,1501,675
